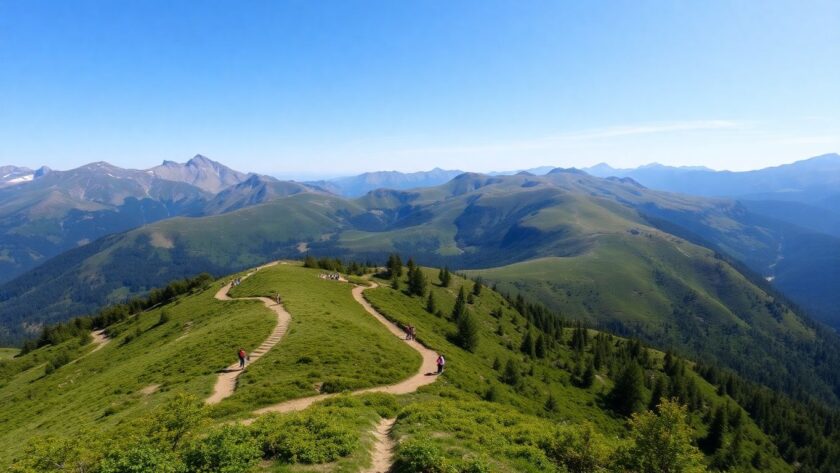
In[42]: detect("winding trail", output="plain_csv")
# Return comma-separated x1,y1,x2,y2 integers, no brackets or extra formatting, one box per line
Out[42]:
363,417,397,473
215,265,439,471
206,262,291,405
250,280,439,416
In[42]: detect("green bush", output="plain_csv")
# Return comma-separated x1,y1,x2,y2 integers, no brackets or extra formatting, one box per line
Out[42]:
252,411,358,464
395,437,453,473
183,425,261,473
540,423,612,472
100,443,184,473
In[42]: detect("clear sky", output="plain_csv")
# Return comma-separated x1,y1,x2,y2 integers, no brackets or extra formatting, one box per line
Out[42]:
1,1,838,178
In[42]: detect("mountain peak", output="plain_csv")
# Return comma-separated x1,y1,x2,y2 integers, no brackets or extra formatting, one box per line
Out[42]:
149,155,249,193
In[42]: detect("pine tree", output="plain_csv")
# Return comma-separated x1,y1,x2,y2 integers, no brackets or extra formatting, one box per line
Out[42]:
472,277,483,296
701,406,728,454
386,253,403,278
439,267,451,287
456,310,480,352
535,333,547,358
520,331,536,358
303,254,318,268
408,266,427,297
649,375,669,411
451,287,467,320
391,274,401,290
425,292,437,314
502,359,521,386
492,357,502,371
609,361,646,416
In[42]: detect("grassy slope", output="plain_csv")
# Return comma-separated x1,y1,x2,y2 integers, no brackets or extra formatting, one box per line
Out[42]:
0,264,791,471
468,231,834,402
0,263,422,468
0,273,275,464
0,348,17,360
217,264,419,418
364,268,790,472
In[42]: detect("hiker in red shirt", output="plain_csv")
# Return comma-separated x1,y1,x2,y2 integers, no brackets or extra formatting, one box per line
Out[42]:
238,347,247,370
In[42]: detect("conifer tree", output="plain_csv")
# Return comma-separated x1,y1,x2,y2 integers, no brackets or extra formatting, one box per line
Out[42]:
609,361,646,416
426,292,437,314
439,267,451,287
521,331,536,358
386,253,403,278
408,266,427,296
472,277,483,296
535,333,547,358
702,406,728,454
649,375,669,411
502,359,521,386
456,310,479,352
451,286,467,320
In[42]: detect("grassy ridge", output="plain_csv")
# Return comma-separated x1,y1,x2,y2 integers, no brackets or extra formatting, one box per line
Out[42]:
215,264,420,417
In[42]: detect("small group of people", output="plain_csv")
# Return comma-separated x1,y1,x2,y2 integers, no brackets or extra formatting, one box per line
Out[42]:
404,324,416,341
231,277,243,287
321,272,342,281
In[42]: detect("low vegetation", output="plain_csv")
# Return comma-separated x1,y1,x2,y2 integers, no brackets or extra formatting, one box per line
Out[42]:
3,259,832,472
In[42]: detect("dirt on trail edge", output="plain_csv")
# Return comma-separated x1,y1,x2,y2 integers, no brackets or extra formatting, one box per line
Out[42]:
249,280,440,418
206,262,292,405
363,417,397,473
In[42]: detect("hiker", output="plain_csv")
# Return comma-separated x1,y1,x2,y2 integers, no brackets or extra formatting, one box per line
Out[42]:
409,325,416,340
405,324,413,340
238,347,247,369
436,353,445,374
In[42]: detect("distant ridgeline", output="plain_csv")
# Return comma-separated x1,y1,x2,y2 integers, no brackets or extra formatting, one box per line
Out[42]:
19,273,213,355
0,258,838,472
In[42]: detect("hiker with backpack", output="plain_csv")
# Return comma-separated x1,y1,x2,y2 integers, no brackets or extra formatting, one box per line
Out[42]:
238,347,247,369
436,353,445,374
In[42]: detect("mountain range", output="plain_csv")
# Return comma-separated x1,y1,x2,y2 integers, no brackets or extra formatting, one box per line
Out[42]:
0,155,327,284
3,152,840,470
2,165,840,410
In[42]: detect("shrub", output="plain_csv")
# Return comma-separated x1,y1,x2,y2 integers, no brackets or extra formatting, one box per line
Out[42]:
183,425,261,473
100,443,184,473
540,423,612,472
320,378,354,393
252,411,357,464
395,437,453,473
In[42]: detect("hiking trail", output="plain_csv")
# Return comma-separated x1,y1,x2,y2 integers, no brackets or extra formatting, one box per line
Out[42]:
249,279,439,417
215,265,439,471
363,417,397,473
206,262,291,405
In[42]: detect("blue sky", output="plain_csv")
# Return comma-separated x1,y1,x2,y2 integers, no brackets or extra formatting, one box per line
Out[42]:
0,1,838,178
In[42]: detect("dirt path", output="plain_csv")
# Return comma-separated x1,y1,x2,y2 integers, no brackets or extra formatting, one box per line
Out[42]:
206,262,292,405
251,280,439,417
89,329,110,352
363,417,396,473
